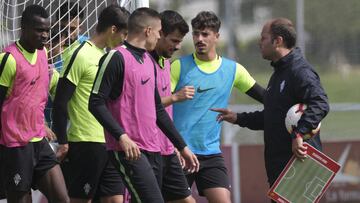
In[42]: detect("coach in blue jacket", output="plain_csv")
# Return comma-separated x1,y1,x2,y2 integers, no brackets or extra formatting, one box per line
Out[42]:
212,18,329,189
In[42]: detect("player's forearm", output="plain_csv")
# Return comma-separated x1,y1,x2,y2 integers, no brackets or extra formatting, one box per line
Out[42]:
155,89,186,150
0,85,7,105
88,94,125,140
156,112,186,150
52,78,75,144
0,85,8,126
161,95,176,107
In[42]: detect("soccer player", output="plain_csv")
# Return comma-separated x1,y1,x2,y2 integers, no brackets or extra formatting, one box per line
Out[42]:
150,10,195,203
0,5,69,203
52,5,129,203
171,11,265,203
89,8,199,203
45,1,88,130
52,1,88,72
211,18,329,202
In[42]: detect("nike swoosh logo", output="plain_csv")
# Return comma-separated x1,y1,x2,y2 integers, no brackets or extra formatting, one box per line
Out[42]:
30,76,40,85
162,85,168,91
197,87,215,93
141,78,150,85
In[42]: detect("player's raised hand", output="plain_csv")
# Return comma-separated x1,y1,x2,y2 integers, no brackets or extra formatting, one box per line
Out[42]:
292,136,307,161
210,108,237,123
180,146,200,173
172,86,195,102
119,134,141,161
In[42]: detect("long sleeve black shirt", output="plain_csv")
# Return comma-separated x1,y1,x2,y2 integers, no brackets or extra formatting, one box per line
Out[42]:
88,41,186,150
236,48,329,183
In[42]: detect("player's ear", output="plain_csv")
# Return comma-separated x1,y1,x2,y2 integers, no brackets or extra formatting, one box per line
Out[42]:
111,25,118,34
214,31,220,43
273,36,283,47
145,26,152,37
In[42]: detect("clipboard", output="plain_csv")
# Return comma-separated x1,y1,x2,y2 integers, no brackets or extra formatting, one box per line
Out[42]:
268,143,341,203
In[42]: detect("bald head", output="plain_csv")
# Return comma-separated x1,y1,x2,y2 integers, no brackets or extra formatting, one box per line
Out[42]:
267,18,296,49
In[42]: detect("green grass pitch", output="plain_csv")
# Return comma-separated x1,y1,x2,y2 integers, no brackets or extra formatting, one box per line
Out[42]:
274,157,333,203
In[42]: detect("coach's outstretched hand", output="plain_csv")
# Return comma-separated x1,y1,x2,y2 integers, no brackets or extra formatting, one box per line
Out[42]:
210,108,237,123
180,147,200,173
119,134,141,161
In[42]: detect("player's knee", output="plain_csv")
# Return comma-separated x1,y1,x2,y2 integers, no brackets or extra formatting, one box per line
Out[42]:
182,195,196,203
203,188,231,203
100,195,124,203
167,195,195,203
50,194,70,203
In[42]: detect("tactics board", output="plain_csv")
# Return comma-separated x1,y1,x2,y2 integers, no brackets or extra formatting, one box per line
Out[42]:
268,143,341,203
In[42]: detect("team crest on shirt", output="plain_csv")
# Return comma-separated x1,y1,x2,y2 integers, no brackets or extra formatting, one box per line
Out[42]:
84,183,91,195
13,173,21,186
280,80,286,93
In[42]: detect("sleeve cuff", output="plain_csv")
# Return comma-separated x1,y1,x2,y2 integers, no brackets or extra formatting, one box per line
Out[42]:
235,113,247,127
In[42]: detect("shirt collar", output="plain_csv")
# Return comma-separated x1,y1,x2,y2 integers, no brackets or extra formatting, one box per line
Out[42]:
123,41,147,64
149,51,166,69
270,47,301,71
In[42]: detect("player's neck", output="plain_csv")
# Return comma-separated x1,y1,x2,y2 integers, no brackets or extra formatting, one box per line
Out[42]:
272,48,292,63
195,50,217,62
18,38,36,53
90,34,107,49
126,36,146,50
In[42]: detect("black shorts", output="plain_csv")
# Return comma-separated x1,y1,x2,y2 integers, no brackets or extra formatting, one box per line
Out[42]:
162,152,191,201
62,142,125,198
0,138,59,193
109,150,164,203
186,153,230,196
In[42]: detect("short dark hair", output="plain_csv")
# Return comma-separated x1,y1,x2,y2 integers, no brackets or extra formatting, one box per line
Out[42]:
59,2,84,21
191,11,221,32
96,5,130,33
128,7,161,34
270,18,297,49
50,26,61,43
160,10,189,36
21,4,49,29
